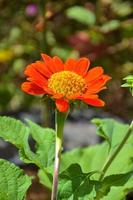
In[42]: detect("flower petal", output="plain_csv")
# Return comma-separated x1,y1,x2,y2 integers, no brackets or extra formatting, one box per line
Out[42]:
21,82,45,95
80,94,99,99
66,92,82,100
87,75,111,93
43,85,53,95
35,61,52,78
52,93,64,99
64,58,77,71
85,87,107,95
53,56,64,72
75,57,90,76
82,98,105,107
55,99,70,112
41,54,57,73
24,64,48,87
85,67,104,83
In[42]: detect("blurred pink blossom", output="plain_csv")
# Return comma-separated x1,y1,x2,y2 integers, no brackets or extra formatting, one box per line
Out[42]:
25,4,38,17
68,31,107,60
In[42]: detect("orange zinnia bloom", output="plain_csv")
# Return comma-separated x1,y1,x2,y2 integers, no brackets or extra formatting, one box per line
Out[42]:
21,54,111,112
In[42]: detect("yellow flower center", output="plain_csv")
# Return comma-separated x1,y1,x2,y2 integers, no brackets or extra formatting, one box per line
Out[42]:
48,71,86,98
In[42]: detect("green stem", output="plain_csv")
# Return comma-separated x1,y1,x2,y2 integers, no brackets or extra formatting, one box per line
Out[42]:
51,110,68,200
99,121,133,181
96,0,102,25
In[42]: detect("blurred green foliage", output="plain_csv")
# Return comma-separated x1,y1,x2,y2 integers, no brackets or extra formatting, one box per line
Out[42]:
0,0,133,119
122,75,133,96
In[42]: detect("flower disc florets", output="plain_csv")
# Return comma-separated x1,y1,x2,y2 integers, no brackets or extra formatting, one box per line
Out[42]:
48,71,86,98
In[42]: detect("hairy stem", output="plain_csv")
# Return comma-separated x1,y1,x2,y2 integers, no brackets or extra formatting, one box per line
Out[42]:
99,121,133,181
51,110,68,200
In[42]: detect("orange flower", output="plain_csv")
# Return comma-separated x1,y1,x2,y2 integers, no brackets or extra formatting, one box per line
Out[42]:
21,54,111,112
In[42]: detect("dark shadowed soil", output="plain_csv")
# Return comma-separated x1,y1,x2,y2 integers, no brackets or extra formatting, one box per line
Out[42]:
23,166,51,200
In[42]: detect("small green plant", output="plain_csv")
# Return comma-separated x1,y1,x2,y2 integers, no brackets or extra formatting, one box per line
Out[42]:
121,75,133,96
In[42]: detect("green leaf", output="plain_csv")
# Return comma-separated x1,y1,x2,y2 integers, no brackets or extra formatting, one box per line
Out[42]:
0,116,55,169
0,116,29,149
66,6,96,26
26,119,55,168
102,176,133,200
95,172,133,199
60,144,133,199
61,143,108,174
58,164,98,200
122,75,133,96
0,116,35,165
51,46,79,60
103,172,133,187
61,140,133,177
0,159,31,200
121,83,131,88
38,166,53,189
112,1,132,17
123,75,133,81
91,118,129,150
100,20,120,32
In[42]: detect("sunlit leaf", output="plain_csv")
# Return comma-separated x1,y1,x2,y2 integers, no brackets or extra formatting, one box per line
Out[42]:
91,118,129,149
0,116,55,169
100,20,120,33
66,6,96,26
122,75,133,96
0,159,31,200
26,119,55,168
61,143,108,174
112,1,132,17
